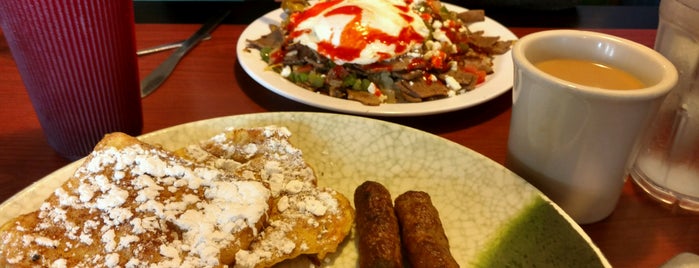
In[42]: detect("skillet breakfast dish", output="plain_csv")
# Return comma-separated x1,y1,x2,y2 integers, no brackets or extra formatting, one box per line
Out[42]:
246,0,513,106
0,126,354,267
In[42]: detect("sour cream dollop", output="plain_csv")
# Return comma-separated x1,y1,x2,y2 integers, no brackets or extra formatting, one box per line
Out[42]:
286,0,430,65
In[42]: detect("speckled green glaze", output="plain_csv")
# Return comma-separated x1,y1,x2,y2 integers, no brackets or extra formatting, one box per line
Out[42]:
475,197,606,267
0,112,609,267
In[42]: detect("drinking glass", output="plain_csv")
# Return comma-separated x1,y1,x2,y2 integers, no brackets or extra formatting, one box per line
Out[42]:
629,0,699,211
0,0,143,160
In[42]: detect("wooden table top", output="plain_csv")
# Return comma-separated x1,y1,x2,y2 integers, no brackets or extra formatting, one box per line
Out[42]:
1,16,697,268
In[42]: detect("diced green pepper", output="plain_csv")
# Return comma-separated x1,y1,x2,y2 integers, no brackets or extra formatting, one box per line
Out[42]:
351,78,372,91
352,79,363,91
342,74,357,88
295,72,308,83
440,6,454,20
260,47,273,63
308,71,324,88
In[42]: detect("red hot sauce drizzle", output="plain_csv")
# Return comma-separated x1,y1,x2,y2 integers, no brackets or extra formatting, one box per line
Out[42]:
286,0,343,40
287,0,426,63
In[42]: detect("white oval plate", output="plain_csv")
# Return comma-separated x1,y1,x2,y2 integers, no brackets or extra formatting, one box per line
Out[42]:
236,3,517,117
0,112,609,267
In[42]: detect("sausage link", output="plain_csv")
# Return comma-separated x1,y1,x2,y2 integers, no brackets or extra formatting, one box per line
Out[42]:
394,191,459,268
353,181,403,268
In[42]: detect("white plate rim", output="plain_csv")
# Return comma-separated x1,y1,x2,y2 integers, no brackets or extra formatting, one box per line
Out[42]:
236,3,518,117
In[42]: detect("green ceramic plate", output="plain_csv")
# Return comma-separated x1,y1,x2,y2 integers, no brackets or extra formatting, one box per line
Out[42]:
0,112,609,267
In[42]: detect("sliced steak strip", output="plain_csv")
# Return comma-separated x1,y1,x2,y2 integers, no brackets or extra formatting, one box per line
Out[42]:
395,79,449,99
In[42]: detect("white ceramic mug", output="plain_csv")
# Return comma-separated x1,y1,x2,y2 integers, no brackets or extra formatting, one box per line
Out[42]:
506,30,678,224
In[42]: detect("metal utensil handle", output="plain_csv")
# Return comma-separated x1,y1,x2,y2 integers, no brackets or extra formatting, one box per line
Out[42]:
137,35,211,56
140,11,230,98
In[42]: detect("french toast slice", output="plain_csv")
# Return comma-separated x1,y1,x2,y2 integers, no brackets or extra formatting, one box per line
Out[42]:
234,187,354,268
175,126,319,192
176,126,355,267
0,132,272,267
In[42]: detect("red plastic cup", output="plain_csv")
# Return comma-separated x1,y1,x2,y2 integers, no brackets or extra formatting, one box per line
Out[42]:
0,0,143,160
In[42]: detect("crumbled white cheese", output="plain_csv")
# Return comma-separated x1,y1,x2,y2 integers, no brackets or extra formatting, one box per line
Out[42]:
280,65,292,77
432,19,442,29
448,89,457,97
448,61,458,71
367,82,378,95
432,28,451,44
444,75,461,90
425,40,441,51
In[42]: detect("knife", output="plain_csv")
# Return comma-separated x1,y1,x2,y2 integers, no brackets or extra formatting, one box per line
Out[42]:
140,11,230,98
137,34,211,57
